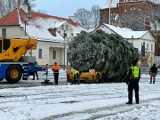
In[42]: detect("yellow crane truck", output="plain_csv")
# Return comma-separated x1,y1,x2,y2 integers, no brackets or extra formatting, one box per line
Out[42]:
67,68,107,83
0,37,42,83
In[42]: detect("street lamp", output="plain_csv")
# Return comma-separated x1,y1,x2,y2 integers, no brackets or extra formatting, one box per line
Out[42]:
25,11,32,36
62,25,67,70
108,0,112,33
19,5,32,36
19,7,32,56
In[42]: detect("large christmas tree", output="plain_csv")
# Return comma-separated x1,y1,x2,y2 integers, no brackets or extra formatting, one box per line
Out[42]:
67,30,139,82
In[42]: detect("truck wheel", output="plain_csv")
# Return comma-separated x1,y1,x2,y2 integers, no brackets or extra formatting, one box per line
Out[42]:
6,65,22,83
95,74,100,83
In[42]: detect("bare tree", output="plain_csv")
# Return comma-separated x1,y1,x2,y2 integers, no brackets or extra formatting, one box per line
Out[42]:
90,5,100,28
0,0,35,18
0,0,6,17
116,2,160,32
74,5,100,29
74,8,92,29
117,9,145,31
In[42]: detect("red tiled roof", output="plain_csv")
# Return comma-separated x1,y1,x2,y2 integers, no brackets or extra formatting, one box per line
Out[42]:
0,8,19,26
0,8,80,27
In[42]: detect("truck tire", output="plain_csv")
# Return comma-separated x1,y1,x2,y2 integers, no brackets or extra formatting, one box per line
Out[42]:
95,74,100,83
6,65,22,83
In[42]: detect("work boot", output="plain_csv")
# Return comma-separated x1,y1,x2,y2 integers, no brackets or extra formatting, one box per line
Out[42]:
125,102,132,104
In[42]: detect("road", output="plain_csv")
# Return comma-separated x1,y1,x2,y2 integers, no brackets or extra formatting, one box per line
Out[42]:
0,75,160,120
0,69,68,89
0,67,152,89
0,68,160,120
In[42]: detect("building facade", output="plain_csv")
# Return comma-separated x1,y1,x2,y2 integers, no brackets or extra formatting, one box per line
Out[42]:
100,0,160,31
0,7,86,66
95,23,156,66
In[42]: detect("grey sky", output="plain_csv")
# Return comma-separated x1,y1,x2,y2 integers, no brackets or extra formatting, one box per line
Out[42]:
33,0,106,18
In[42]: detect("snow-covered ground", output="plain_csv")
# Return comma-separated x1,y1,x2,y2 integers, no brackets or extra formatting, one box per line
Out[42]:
0,73,160,120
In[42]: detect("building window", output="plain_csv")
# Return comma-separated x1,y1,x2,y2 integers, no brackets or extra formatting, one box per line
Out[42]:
2,28,6,38
130,7,136,11
53,50,56,59
151,44,153,51
147,44,149,50
38,49,42,59
48,28,56,36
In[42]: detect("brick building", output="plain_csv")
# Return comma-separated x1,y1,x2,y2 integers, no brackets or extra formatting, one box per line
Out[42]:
100,0,160,30
100,0,160,56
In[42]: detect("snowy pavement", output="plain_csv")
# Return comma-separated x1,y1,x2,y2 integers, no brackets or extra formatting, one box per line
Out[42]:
0,69,67,89
0,74,160,120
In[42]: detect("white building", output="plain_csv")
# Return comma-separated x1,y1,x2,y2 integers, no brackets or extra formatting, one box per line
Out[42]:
95,23,156,66
0,8,87,66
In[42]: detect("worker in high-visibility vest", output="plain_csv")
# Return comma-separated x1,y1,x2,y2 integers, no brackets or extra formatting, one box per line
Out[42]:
73,70,80,84
126,60,141,104
73,70,80,79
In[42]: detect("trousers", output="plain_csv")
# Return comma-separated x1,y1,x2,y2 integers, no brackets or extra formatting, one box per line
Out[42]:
128,79,139,103
53,70,59,85
150,73,156,84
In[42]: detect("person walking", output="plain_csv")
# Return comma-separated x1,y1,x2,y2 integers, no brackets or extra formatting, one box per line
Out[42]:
52,62,60,85
149,63,158,84
43,64,49,80
126,60,141,104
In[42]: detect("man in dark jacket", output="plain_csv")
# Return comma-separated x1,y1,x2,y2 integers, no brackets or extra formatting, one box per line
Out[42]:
126,60,141,104
149,64,158,84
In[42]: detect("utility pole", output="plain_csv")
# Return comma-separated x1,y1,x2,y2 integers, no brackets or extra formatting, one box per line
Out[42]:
108,0,112,34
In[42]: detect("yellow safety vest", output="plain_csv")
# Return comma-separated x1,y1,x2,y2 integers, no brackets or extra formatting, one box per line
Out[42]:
130,66,140,78
73,70,80,75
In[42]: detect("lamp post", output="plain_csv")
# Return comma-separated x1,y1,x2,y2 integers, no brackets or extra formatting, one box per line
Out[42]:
62,25,67,70
64,32,66,70
25,7,32,36
108,0,112,34
20,7,32,56
20,13,32,36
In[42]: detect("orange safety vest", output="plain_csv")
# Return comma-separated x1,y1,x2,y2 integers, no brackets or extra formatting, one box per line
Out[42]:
52,64,60,71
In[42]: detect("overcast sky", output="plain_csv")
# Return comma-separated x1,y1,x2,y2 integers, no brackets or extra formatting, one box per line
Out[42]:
33,0,106,18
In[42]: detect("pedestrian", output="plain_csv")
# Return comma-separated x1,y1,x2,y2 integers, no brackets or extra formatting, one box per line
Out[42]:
52,62,60,85
149,63,158,84
126,60,141,104
43,64,49,80
32,62,39,80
